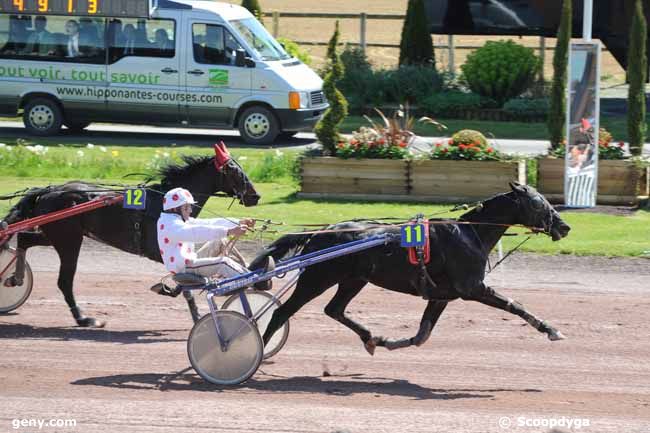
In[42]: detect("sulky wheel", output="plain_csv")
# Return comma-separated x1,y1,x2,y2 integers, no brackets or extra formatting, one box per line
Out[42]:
0,247,33,314
222,290,290,359
187,311,263,386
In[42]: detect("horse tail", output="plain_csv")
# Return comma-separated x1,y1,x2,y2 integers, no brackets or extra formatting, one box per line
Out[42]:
2,187,48,225
249,233,312,270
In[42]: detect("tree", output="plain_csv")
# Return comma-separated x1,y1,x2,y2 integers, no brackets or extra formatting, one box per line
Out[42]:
627,0,647,156
241,0,263,23
547,0,572,149
399,0,435,67
315,21,348,155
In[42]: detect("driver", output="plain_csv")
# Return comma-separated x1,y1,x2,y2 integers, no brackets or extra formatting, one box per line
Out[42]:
155,187,274,291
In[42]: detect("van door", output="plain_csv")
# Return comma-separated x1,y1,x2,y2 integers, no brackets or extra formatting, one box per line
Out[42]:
184,21,252,126
105,15,181,123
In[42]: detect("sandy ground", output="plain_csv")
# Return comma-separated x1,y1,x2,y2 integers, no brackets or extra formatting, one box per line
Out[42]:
0,240,649,433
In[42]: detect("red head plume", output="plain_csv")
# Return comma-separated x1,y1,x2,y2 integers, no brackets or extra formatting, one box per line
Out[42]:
213,141,231,170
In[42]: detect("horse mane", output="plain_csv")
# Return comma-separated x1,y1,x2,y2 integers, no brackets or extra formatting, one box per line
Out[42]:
156,155,214,187
458,191,515,222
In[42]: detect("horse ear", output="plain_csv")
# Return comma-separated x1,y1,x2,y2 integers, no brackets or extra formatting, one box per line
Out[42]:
213,141,231,170
509,181,525,193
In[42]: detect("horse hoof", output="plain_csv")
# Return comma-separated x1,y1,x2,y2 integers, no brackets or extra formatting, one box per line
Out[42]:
77,317,106,328
548,329,566,341
364,338,377,356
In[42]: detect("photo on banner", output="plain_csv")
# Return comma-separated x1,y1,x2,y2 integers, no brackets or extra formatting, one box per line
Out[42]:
565,42,601,208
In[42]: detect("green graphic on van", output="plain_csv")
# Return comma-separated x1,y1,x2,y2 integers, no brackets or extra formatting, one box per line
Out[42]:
209,69,229,87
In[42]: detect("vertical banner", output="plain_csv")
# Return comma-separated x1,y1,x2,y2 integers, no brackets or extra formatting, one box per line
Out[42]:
565,41,601,207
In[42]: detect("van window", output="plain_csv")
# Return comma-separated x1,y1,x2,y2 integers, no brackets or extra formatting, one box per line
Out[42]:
192,23,245,65
108,18,175,63
230,18,289,61
0,15,105,64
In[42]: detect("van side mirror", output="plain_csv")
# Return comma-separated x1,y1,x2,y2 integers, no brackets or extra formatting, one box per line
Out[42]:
235,49,255,68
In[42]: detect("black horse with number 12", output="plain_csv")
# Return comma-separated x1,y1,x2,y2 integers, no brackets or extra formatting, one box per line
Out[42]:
1,142,259,328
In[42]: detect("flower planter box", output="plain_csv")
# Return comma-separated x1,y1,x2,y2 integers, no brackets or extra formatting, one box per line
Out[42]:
299,157,526,203
537,158,650,205
409,160,526,203
300,157,410,200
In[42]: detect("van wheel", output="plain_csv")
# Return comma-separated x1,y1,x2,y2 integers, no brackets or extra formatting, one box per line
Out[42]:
238,106,279,145
23,98,63,136
64,121,91,132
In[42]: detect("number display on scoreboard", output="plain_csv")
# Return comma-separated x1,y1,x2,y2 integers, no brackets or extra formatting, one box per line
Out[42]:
0,0,150,18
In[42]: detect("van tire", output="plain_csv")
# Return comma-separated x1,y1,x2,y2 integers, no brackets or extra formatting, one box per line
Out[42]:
238,106,279,145
23,98,63,136
64,121,91,132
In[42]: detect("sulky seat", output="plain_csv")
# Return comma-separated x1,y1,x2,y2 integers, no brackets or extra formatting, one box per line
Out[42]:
172,273,208,287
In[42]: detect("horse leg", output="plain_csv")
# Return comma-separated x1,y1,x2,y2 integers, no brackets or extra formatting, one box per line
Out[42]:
4,232,50,287
470,285,565,341
368,300,448,355
46,224,104,328
183,291,200,323
323,279,374,347
262,274,333,345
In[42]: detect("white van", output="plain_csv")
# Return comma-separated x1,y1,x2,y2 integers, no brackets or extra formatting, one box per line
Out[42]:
0,0,328,144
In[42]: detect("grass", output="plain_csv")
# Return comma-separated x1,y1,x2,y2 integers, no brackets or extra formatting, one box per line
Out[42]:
1,171,649,257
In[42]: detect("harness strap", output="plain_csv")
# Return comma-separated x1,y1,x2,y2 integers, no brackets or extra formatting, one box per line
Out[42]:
406,215,437,299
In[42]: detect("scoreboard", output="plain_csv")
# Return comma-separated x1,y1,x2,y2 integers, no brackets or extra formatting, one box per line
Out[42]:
0,0,151,18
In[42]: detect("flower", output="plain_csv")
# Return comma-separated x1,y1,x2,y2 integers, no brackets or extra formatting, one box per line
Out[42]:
441,148,449,153
378,138,386,145
99,146,107,153
448,139,454,145
486,147,494,153
86,143,94,149
398,142,407,148
337,142,345,149
111,150,119,157
76,150,84,157
163,152,170,158
458,144,467,150
618,141,625,148
275,149,284,157
435,142,442,148
0,143,6,148
238,156,248,161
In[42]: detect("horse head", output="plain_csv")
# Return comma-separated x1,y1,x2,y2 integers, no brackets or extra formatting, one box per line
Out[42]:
508,182,570,241
213,142,260,207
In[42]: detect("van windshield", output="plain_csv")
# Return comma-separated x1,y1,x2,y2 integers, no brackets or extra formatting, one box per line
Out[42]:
230,18,290,61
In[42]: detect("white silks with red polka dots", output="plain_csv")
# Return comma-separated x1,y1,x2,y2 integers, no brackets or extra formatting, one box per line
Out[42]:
156,212,237,274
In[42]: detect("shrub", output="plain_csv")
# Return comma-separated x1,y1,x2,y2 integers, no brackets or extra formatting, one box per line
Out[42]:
277,37,312,65
399,0,435,66
548,0,572,148
503,97,550,118
421,91,484,116
315,21,348,155
460,40,541,106
430,130,501,161
248,149,300,182
241,0,263,22
338,49,444,111
384,66,444,105
627,0,647,156
338,46,377,111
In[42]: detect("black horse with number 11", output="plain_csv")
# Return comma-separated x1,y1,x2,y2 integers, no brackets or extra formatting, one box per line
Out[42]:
251,183,571,354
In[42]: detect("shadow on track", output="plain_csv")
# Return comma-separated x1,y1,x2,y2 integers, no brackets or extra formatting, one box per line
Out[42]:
71,369,542,400
0,322,186,345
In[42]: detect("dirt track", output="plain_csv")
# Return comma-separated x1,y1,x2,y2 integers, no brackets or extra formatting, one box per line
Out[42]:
1,240,649,433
